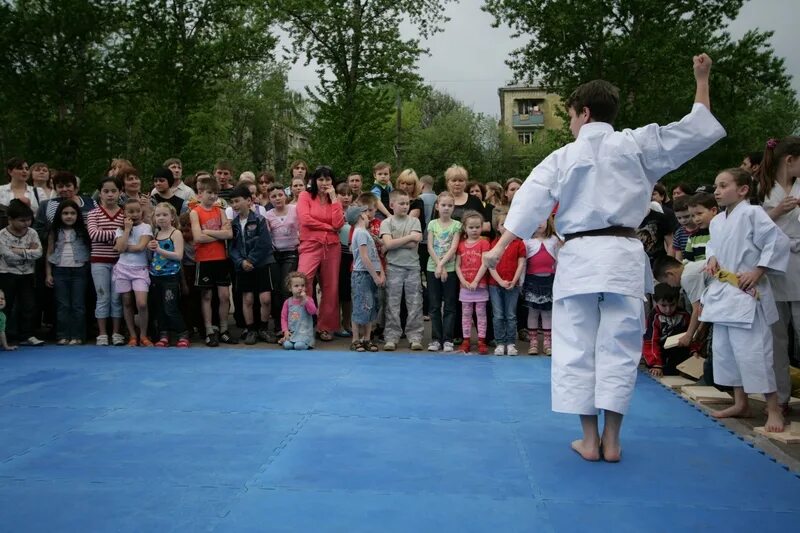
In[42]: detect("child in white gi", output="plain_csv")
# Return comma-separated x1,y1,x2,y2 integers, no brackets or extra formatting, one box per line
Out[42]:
756,136,800,413
701,168,790,432
484,54,726,462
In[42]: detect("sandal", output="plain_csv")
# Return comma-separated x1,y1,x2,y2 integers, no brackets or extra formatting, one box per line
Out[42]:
154,337,169,348
176,338,190,348
351,340,366,352
367,341,379,352
318,331,333,342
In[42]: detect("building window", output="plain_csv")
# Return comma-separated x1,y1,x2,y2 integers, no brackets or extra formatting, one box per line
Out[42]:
517,99,542,115
518,132,533,144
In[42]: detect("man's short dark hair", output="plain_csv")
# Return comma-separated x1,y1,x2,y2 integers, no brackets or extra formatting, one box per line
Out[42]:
566,80,620,124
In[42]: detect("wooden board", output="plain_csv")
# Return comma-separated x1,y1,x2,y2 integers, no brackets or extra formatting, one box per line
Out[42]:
748,394,800,406
677,355,705,380
663,334,683,350
754,422,800,444
657,376,695,389
682,385,733,404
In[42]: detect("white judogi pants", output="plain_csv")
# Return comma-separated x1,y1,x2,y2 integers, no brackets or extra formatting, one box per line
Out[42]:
770,301,798,403
713,305,776,394
551,293,645,416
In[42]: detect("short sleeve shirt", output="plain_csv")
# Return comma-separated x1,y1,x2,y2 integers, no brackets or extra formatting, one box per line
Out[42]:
115,223,153,267
380,215,421,268
351,227,381,272
457,239,490,286
427,218,462,272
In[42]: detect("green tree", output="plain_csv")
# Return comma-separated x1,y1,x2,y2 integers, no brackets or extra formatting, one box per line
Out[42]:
483,0,800,185
269,0,455,173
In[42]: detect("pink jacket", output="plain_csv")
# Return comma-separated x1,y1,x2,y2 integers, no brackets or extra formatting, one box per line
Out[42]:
296,191,344,246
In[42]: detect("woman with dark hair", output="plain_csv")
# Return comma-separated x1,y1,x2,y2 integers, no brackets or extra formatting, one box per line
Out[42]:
296,166,344,341
1,158,47,225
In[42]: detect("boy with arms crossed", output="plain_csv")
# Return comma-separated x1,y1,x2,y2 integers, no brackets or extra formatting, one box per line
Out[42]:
485,54,725,462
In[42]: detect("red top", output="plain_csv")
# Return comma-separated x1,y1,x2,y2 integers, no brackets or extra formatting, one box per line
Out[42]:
457,239,490,287
528,246,556,275
193,205,227,262
87,206,124,263
488,238,526,285
296,191,344,246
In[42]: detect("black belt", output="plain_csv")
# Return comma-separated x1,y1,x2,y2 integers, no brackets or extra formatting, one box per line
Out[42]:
563,226,637,242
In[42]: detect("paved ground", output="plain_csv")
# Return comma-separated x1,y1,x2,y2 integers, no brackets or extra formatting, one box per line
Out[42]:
1,342,798,532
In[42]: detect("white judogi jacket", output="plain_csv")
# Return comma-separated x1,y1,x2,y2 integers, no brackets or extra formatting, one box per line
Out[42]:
700,203,790,328
504,103,726,301
762,182,800,301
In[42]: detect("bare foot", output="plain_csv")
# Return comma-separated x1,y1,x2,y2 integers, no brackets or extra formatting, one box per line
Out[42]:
601,443,622,463
765,410,785,433
571,439,600,461
711,404,750,419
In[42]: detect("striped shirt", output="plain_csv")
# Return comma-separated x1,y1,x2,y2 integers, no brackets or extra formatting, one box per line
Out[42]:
672,226,689,254
87,206,124,263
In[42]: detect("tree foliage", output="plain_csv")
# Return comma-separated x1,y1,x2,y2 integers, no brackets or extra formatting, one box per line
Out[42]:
269,0,456,173
483,0,800,185
0,0,297,187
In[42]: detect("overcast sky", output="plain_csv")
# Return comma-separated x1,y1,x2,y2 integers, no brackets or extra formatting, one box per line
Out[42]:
285,0,799,118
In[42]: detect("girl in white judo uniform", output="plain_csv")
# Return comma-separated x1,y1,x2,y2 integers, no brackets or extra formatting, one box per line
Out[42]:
484,54,726,462
701,168,790,432
756,136,800,413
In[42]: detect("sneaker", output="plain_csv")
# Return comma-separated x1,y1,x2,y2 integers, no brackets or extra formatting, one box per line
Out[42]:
258,328,276,343
219,331,238,344
443,341,454,353
410,341,424,351
458,340,471,353
427,341,441,352
96,334,109,346
384,341,396,351
423,315,430,321
205,331,219,347
68,339,82,345
57,339,69,346
243,330,257,345
111,333,126,346
21,336,45,346
506,344,518,356
477,339,489,355
494,344,506,356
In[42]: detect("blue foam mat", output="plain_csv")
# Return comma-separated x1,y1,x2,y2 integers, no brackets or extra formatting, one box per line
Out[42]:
1,347,798,532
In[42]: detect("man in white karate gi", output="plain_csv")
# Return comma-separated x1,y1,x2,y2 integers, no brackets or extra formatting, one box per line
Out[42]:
484,54,726,462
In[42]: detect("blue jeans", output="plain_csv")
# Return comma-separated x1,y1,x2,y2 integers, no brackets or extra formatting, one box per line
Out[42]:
489,285,520,345
284,340,310,350
54,265,89,341
91,263,122,318
427,270,458,343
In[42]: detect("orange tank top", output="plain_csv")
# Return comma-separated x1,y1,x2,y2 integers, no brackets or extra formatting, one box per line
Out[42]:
193,205,227,262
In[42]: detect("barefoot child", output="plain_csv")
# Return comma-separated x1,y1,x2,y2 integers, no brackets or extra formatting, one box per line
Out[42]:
701,168,789,432
484,54,726,462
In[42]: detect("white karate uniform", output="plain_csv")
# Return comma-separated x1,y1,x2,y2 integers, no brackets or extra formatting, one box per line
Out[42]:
504,103,726,415
700,203,790,393
762,183,800,402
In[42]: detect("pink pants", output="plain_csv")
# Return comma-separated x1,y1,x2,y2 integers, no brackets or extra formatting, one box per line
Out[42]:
298,240,341,333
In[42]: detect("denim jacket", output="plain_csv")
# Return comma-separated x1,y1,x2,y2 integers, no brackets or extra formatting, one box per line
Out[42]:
230,211,274,271
48,228,90,266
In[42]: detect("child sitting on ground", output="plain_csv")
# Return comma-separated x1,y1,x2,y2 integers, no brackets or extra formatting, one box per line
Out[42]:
644,283,691,377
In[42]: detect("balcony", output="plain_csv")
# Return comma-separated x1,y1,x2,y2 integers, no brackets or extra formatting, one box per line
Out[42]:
512,111,545,129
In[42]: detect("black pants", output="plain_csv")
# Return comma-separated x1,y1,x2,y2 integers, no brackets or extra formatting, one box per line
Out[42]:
152,274,187,336
427,271,458,344
0,273,37,340
270,250,299,332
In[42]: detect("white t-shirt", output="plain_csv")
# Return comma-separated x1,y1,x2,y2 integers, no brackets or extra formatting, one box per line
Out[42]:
115,223,153,266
